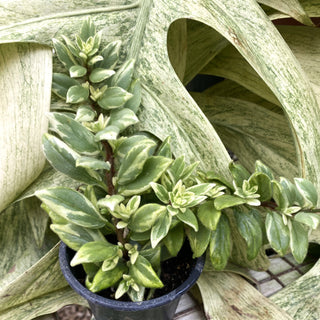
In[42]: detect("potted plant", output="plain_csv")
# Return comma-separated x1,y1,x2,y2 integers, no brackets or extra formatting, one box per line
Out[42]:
2,1,320,319
34,19,320,320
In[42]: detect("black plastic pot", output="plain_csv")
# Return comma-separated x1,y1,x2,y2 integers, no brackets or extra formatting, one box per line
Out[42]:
59,242,205,320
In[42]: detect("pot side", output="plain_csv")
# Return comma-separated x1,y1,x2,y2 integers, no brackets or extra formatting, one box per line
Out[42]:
59,242,205,320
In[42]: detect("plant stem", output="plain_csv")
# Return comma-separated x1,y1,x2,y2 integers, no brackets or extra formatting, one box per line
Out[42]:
102,140,115,195
102,140,127,247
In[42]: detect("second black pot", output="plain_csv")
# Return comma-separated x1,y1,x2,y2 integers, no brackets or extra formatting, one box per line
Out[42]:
59,242,205,320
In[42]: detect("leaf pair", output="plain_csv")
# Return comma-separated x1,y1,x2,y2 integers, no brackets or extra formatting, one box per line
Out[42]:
266,211,309,263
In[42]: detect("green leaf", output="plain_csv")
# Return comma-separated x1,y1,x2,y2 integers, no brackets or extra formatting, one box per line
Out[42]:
187,222,211,258
117,144,154,185
108,107,139,132
42,134,103,186
255,160,274,180
294,178,318,208
48,112,101,155
118,156,173,196
177,208,198,231
98,40,121,70
50,223,105,251
36,187,106,229
130,231,150,242
187,183,215,196
52,38,78,70
209,214,231,270
140,246,161,270
69,65,87,78
123,79,141,113
75,104,96,122
150,182,169,204
95,125,120,141
229,162,250,187
234,209,263,261
197,200,221,231
129,255,163,289
88,54,103,65
97,195,124,212
214,195,247,210
180,162,200,181
280,177,303,207
272,180,289,210
289,220,309,263
115,134,157,159
129,204,167,232
66,85,89,104
87,262,127,293
265,211,290,256
71,241,118,266
294,211,320,230
97,87,133,110
52,73,79,99
248,172,272,202
76,156,110,171
89,68,115,83
79,18,96,42
155,136,172,158
167,156,185,183
151,211,172,248
163,223,185,257
111,59,135,90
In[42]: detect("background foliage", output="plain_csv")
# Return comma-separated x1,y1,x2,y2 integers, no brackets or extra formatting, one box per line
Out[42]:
1,0,320,319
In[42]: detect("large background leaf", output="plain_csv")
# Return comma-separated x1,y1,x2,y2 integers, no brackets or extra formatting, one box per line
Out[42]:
0,42,51,213
1,0,320,319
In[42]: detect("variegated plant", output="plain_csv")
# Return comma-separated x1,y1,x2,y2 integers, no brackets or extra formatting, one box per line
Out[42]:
34,20,320,302
2,0,320,319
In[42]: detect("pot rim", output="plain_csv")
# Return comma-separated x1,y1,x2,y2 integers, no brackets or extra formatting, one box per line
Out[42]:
59,241,205,312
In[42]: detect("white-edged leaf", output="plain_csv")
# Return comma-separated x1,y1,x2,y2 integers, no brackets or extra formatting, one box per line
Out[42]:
97,195,124,212
76,157,110,171
111,59,135,90
214,195,247,210
129,204,166,233
265,211,290,256
97,87,133,110
118,156,173,196
71,241,117,266
150,211,172,248
129,255,163,289
69,65,87,78
52,73,80,99
89,68,115,83
42,133,104,187
108,107,139,132
36,187,106,229
117,144,153,185
176,208,198,231
289,220,309,263
294,211,320,230
66,85,89,104
294,178,318,208
48,112,101,155
234,209,263,261
50,223,106,251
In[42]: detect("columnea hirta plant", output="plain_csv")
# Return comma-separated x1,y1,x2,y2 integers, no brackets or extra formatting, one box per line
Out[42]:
36,19,320,302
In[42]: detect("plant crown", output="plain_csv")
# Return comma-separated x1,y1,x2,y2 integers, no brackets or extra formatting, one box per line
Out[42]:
36,19,320,302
